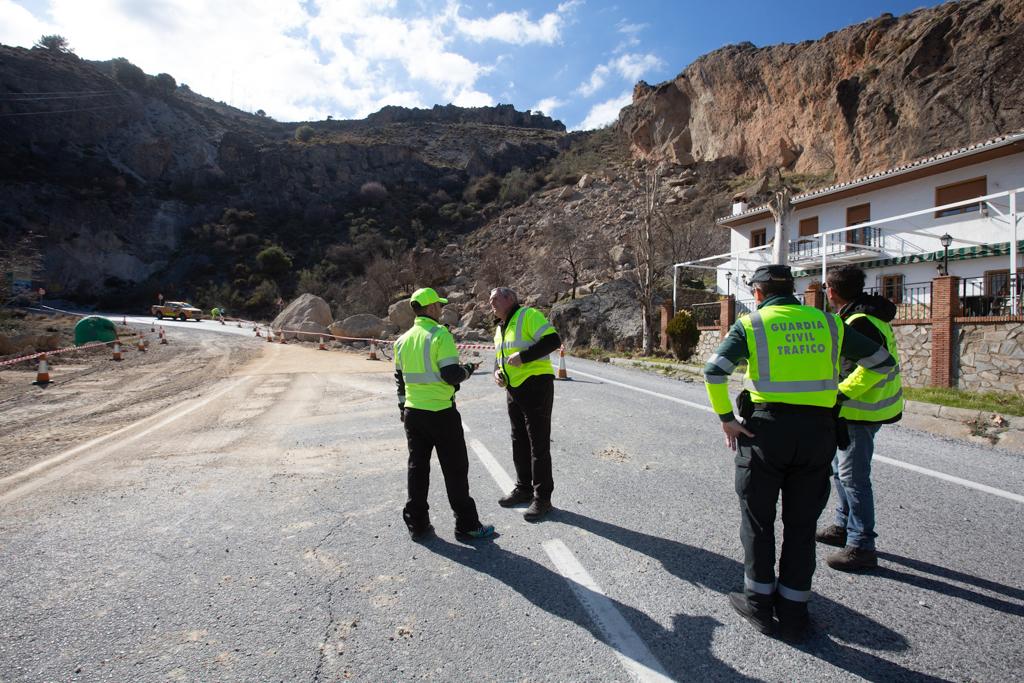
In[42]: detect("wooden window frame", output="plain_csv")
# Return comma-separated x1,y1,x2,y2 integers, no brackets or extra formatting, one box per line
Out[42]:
797,216,818,244
984,269,1010,297
935,176,986,218
845,203,871,246
881,274,904,304
749,228,767,248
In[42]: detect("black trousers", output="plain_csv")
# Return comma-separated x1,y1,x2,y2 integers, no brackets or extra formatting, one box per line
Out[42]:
402,406,481,534
506,374,555,500
735,407,835,615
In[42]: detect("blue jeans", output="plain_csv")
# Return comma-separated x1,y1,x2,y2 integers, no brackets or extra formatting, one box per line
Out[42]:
832,423,881,550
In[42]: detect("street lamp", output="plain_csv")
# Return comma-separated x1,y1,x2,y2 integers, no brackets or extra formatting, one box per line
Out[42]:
940,233,953,276
725,271,732,296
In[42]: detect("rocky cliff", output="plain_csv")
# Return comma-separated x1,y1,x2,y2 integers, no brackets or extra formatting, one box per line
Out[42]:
618,0,1024,181
0,45,566,305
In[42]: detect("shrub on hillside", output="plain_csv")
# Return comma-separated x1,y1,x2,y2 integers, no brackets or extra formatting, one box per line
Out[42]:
112,58,146,90
360,181,388,203
34,34,72,53
246,279,281,317
256,245,293,277
151,72,177,97
294,125,315,142
463,174,500,204
666,310,700,360
498,167,541,205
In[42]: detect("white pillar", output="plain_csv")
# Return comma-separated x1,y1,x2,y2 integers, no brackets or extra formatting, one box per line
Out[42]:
672,264,678,315
1012,192,1019,314
820,239,828,310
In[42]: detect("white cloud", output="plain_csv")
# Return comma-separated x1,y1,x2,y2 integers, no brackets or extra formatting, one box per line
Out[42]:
576,90,631,131
0,0,56,47
575,64,610,97
613,20,646,53
575,52,663,98
454,2,579,45
532,96,565,117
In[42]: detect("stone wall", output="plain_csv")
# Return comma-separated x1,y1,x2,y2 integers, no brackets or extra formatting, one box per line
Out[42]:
956,322,1024,393
893,323,931,388
691,329,721,363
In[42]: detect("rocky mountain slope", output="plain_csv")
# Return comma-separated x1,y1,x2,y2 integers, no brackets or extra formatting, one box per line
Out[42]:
619,0,1024,181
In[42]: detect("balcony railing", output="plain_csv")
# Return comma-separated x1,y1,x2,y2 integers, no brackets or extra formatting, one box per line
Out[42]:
864,281,932,321
959,274,1023,317
789,226,885,263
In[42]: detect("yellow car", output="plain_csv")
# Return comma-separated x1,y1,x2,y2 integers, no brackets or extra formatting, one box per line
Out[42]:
151,301,204,321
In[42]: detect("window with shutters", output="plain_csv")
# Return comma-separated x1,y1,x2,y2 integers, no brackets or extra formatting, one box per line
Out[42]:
985,269,1010,297
935,176,986,218
881,274,904,304
749,228,767,248
798,217,818,243
846,204,870,245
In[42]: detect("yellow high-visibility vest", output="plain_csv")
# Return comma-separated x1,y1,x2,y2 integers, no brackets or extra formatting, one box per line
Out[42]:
494,307,556,388
396,317,461,411
839,313,903,421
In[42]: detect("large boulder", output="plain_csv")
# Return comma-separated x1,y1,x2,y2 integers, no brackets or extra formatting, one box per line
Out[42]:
440,304,461,327
388,299,415,330
272,293,332,340
550,279,642,351
330,314,386,340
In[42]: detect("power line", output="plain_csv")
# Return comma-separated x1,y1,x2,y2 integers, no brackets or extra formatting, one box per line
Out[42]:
0,104,128,117
0,93,120,102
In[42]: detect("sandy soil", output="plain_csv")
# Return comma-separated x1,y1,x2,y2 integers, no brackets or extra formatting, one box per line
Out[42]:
0,325,262,480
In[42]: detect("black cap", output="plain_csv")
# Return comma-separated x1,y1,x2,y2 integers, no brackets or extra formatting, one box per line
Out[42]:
748,264,794,284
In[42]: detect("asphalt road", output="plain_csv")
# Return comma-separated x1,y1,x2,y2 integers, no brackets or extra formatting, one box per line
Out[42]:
0,322,1021,682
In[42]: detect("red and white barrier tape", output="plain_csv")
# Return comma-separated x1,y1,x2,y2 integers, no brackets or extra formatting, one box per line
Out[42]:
269,327,496,352
0,340,113,368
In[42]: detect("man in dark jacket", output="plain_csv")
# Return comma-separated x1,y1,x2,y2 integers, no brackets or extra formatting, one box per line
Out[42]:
817,266,903,571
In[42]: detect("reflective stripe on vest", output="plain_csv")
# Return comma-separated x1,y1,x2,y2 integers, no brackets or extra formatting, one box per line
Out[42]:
840,313,903,421
745,305,839,405
398,319,456,411
495,307,555,388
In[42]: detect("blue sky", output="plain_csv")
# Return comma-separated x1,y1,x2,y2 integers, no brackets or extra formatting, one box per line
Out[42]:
0,0,938,129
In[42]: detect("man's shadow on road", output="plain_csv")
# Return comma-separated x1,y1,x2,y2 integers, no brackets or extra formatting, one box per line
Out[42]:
423,510,952,683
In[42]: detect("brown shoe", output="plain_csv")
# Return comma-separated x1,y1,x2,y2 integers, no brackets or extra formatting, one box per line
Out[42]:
815,525,847,548
523,498,553,522
498,488,533,507
826,546,878,572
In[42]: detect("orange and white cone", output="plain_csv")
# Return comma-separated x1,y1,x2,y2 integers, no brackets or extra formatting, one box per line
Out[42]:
111,341,123,361
367,341,379,361
159,327,168,344
122,315,127,326
137,335,146,352
150,324,155,332
279,330,287,344
255,327,262,337
34,354,51,385
265,329,272,342
556,345,569,380
318,336,327,350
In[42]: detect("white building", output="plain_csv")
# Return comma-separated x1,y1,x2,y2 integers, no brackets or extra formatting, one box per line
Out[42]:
680,131,1024,318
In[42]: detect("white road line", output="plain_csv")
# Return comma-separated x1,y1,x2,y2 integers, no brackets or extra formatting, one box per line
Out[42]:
572,365,1023,504
0,367,267,504
465,431,515,493
543,540,675,683
570,369,714,413
874,454,1024,504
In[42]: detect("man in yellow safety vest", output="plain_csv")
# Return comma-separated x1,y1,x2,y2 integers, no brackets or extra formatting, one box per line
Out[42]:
489,286,561,521
395,287,494,542
816,266,903,572
703,264,896,639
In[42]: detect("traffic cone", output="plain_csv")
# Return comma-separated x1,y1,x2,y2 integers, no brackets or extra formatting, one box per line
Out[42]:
279,330,287,344
236,321,241,328
150,324,155,332
137,335,146,352
111,341,122,361
265,329,272,343
122,315,127,326
143,337,150,350
255,327,262,337
33,354,51,385
556,345,569,380
159,327,168,344
318,336,327,350
367,341,379,361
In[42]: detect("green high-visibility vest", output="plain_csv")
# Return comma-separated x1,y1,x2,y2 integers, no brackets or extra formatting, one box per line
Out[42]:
395,317,461,411
839,313,903,422
494,307,556,388
740,304,844,407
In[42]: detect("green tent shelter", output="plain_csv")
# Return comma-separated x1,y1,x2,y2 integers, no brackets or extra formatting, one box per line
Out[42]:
74,316,117,346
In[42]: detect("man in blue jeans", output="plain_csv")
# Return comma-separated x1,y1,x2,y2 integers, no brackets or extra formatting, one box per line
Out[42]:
817,266,904,571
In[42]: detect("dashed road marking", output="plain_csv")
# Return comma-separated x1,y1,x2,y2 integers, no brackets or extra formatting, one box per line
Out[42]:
571,365,1023,504
464,424,515,493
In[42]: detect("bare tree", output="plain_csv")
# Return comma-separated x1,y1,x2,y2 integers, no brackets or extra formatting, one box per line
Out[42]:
630,164,662,355
549,220,601,300
767,188,792,265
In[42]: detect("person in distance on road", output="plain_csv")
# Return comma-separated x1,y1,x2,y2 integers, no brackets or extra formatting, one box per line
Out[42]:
489,286,561,522
394,287,494,542
816,266,903,572
702,264,896,638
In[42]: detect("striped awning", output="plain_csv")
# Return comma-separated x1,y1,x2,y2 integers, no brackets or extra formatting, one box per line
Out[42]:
792,240,1024,278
